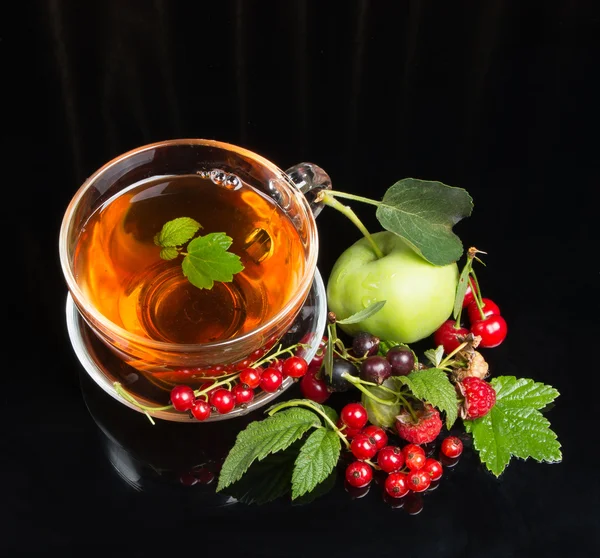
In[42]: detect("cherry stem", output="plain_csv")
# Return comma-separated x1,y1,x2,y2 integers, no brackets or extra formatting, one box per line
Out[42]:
320,193,385,259
469,269,486,319
267,399,351,449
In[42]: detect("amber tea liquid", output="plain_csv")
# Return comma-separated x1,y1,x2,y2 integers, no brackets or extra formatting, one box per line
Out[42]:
73,173,306,347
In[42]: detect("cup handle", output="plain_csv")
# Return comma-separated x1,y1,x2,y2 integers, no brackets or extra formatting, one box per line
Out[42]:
285,162,332,218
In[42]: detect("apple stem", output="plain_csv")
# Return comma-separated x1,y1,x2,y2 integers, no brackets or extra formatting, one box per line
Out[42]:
320,193,385,259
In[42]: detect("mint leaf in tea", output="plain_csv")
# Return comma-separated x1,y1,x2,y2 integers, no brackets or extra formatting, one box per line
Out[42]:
72,173,306,344
154,218,244,288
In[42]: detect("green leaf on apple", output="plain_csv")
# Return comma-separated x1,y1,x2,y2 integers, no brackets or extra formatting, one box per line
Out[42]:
393,367,459,429
336,301,386,325
464,376,561,477
375,179,473,266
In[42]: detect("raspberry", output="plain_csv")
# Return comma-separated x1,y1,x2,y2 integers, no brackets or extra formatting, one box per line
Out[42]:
395,403,442,445
457,377,496,419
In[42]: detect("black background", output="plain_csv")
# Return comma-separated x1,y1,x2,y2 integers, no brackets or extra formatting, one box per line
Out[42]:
7,1,600,557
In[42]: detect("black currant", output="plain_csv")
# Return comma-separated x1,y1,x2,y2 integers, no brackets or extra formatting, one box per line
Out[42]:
323,358,359,392
352,332,380,358
386,347,415,376
359,356,392,385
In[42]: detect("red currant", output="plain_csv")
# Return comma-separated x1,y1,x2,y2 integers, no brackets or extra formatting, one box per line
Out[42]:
340,403,369,430
190,399,211,421
403,444,426,471
232,384,254,405
336,419,362,440
269,359,284,373
282,356,308,378
209,388,235,414
377,445,405,473
384,472,410,498
423,458,443,481
440,436,463,459
170,385,195,412
299,367,330,403
260,367,283,392
345,461,373,488
462,277,479,308
433,319,469,354
467,297,501,324
406,469,431,492
470,314,508,348
361,425,388,451
239,367,261,389
350,434,378,461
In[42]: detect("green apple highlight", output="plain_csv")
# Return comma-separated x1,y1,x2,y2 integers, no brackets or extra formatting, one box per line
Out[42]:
326,231,458,343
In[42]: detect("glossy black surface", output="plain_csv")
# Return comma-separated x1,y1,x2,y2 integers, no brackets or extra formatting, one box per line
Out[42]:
9,2,599,556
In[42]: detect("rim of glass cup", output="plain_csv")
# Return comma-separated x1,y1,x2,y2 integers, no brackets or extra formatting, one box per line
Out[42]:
58,138,320,355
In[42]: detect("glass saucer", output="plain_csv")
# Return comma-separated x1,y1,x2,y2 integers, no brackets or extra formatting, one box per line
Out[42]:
66,268,327,423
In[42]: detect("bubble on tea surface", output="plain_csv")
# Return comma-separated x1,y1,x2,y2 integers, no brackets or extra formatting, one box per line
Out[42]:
210,170,227,185
243,228,273,264
224,174,241,190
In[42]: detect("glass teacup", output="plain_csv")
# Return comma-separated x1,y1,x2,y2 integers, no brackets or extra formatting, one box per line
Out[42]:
59,139,330,383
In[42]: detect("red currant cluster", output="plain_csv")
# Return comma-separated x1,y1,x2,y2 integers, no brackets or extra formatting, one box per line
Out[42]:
339,402,464,510
168,353,310,420
434,253,508,354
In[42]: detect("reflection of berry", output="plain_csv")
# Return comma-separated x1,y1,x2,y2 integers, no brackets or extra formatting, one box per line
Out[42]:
395,404,443,445
345,461,373,488
406,470,431,492
403,444,426,471
384,472,410,498
377,446,405,473
362,425,388,451
404,493,424,515
440,436,463,458
458,377,496,419
170,385,195,411
340,403,369,430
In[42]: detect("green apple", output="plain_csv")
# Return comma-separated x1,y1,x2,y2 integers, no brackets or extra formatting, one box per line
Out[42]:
326,231,458,344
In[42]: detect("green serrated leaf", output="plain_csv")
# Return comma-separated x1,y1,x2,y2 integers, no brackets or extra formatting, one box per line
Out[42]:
361,378,401,428
182,232,244,289
393,368,459,429
464,376,562,477
292,469,337,506
216,408,320,491
424,345,444,368
154,217,201,248
375,179,473,266
291,429,341,500
336,301,386,325
321,405,339,428
159,247,180,260
453,263,472,320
